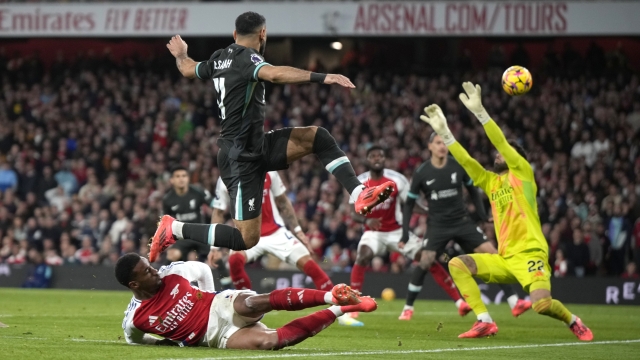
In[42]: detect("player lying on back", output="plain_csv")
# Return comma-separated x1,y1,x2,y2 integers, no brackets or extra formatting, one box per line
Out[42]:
398,133,530,321
116,253,376,349
212,171,362,326
419,82,592,340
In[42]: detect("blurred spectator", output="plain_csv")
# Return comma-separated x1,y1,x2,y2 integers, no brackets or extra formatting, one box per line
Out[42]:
0,161,18,192
554,249,568,278
566,229,590,277
621,262,639,279
22,248,52,288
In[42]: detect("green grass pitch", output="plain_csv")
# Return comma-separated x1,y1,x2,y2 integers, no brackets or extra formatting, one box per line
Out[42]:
0,288,639,359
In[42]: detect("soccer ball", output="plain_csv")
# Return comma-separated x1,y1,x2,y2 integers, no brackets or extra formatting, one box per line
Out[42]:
381,288,396,301
501,66,533,96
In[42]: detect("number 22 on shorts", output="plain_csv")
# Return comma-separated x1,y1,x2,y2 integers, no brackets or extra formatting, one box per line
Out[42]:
527,260,544,272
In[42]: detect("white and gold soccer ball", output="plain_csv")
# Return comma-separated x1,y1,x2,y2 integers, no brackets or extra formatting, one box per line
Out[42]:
502,66,533,96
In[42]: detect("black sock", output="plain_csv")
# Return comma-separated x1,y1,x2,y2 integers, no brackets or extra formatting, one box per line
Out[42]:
216,258,229,277
181,223,247,251
406,267,428,307
499,283,516,298
312,127,362,194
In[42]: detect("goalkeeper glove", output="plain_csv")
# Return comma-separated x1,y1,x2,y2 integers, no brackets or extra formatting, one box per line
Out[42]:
420,104,455,146
458,82,491,125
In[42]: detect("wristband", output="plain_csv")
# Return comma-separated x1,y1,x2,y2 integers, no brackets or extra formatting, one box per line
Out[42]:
439,131,456,146
293,226,302,233
310,73,327,83
474,109,491,125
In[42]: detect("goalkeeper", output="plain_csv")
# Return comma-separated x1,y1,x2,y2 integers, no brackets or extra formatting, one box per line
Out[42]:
419,82,593,341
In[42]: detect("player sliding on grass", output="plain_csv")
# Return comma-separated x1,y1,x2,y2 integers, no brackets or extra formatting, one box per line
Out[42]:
212,171,363,326
151,11,394,260
398,133,531,321
116,253,376,349
420,82,593,340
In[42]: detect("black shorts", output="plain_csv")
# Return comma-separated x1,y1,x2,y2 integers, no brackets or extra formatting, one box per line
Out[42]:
168,239,210,261
217,128,292,221
423,217,488,254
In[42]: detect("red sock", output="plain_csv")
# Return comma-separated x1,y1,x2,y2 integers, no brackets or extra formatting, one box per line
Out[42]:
229,252,251,290
269,288,328,311
275,309,336,349
303,260,334,291
430,261,461,302
350,264,365,293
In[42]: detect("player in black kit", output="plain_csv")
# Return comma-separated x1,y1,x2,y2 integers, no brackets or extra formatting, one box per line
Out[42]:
161,166,231,288
162,165,215,262
397,133,532,320
150,11,395,261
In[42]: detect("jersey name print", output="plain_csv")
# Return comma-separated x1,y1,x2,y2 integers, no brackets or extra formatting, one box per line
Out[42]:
195,44,270,162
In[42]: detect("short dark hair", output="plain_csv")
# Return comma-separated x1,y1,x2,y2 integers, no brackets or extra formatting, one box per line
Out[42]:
169,165,188,176
366,145,386,157
115,253,142,288
235,12,266,36
429,132,438,143
508,140,528,161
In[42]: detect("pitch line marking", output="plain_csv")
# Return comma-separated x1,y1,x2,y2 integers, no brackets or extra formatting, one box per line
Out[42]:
158,339,640,360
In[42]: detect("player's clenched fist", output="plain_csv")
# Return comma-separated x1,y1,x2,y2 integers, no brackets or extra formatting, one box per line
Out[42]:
167,35,188,58
324,74,356,89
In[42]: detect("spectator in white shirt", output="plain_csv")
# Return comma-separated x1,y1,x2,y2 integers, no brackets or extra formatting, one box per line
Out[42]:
571,130,596,167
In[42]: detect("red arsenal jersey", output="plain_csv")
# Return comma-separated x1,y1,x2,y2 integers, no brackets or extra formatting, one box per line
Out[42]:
122,262,215,346
352,169,409,232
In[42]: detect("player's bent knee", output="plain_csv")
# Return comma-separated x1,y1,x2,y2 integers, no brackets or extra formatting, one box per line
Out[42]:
532,297,552,314
449,256,476,275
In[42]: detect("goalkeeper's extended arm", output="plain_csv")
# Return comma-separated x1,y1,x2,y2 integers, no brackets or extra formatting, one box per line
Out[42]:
458,82,528,170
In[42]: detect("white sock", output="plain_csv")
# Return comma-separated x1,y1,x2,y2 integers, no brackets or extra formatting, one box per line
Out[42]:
350,185,365,202
477,312,493,323
569,314,577,326
171,221,184,240
506,295,519,310
455,299,464,309
403,305,414,311
329,306,344,317
324,292,334,305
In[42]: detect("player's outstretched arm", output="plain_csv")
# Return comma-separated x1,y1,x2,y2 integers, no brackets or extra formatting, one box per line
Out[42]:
257,65,355,88
459,82,529,172
167,35,197,79
420,104,490,190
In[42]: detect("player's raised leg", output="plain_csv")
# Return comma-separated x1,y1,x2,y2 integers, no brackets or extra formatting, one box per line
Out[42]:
284,126,394,215
148,215,248,262
225,286,377,350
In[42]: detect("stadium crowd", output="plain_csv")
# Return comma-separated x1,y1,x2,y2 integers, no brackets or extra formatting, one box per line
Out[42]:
0,42,639,279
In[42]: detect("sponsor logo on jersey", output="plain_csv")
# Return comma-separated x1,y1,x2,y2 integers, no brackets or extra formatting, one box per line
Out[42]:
451,173,457,184
431,189,458,200
248,198,255,211
426,179,435,185
148,315,158,325
250,54,264,65
170,284,180,299
153,292,195,333
171,205,179,211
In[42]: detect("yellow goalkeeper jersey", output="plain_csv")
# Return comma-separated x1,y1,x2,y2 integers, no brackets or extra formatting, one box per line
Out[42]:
448,120,548,258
